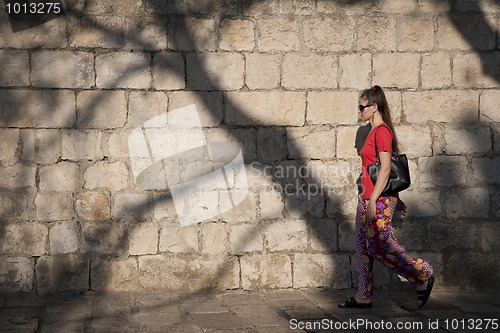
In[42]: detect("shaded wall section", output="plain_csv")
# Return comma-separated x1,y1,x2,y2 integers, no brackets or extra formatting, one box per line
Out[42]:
0,0,499,294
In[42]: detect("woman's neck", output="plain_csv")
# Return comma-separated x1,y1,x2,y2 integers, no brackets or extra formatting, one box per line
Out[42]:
369,114,384,130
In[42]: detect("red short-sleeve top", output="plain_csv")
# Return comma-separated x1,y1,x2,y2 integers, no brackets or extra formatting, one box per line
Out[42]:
359,123,393,199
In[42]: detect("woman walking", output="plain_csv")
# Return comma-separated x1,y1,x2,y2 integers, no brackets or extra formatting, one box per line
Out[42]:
339,86,434,308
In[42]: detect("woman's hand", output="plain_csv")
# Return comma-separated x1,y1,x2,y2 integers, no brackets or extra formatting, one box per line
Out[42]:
366,199,377,221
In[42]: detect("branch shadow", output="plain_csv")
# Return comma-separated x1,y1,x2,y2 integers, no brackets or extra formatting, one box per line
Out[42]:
1,0,500,330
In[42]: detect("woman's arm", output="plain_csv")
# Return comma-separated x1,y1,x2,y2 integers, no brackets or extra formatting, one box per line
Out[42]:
366,151,391,221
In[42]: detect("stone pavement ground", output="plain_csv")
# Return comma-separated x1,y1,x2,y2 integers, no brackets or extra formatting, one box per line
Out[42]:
0,288,499,333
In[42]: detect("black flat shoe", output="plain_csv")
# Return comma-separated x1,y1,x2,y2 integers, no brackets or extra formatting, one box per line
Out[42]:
338,297,372,308
417,276,435,308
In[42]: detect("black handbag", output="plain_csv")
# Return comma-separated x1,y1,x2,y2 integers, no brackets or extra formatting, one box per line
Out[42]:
367,125,411,194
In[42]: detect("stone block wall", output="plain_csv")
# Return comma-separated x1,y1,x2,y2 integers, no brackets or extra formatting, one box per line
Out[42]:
0,0,500,294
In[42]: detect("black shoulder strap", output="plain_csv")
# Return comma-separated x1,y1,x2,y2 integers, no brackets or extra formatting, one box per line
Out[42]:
373,124,393,160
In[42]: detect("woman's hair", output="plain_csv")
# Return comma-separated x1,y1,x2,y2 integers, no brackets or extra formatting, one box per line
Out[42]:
360,85,400,155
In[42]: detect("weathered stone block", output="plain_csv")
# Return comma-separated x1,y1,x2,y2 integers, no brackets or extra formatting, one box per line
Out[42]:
399,189,441,217
403,90,480,124
306,160,353,190
280,0,315,15
91,258,140,292
81,222,127,255
357,16,397,51
138,254,239,291
241,0,278,16
229,223,263,254
0,191,35,221
83,161,129,191
422,52,452,89
265,219,307,252
287,126,336,159
124,16,167,50
302,16,355,52
77,90,127,129
282,54,337,89
471,157,500,184
444,251,500,291
419,156,468,188
203,128,257,163
444,187,489,219
307,91,359,125
221,193,258,222
0,15,66,48
129,222,159,255
32,51,94,88
453,53,500,88
339,53,371,89
437,15,496,51
293,254,351,289
220,19,255,51
105,130,132,160
444,126,492,155
338,221,355,251
0,50,29,87
85,0,144,15
96,52,151,89
39,162,80,192
481,222,500,251
256,127,287,163
0,164,36,189
159,222,199,253
61,130,103,161
373,53,420,88
2,223,48,256
152,52,185,90
168,17,217,51
69,15,123,48
112,193,151,220
0,129,20,166
201,223,229,254
0,90,76,128
480,90,500,122
76,191,111,221
336,126,359,159
398,17,434,51
35,193,74,221
317,0,373,14
128,91,169,127
325,186,358,217
187,52,244,90
35,255,89,294
307,219,337,252
245,53,280,90
259,190,284,219
240,254,292,290
168,91,223,127
31,129,62,164
396,125,433,158
0,258,34,293
417,0,451,12
258,17,300,52
284,193,325,219
225,91,305,126
49,221,79,255
375,0,417,13
20,130,34,162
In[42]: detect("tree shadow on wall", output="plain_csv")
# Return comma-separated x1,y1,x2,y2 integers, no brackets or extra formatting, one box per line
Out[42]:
1,0,500,329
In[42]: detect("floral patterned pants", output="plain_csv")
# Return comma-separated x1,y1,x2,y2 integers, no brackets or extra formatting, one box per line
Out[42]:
355,195,433,300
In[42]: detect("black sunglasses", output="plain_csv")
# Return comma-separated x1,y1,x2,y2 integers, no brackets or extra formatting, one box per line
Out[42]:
358,104,373,112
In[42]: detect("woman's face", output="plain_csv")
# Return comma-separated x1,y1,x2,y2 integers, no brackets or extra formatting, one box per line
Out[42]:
358,98,375,122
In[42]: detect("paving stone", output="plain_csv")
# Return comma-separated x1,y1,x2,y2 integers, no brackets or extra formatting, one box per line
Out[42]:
190,312,250,330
